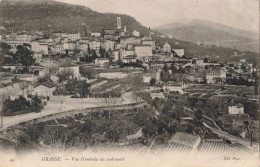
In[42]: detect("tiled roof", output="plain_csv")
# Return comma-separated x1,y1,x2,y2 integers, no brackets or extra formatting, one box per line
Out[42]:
160,143,193,154
168,132,201,148
34,82,57,88
198,141,242,155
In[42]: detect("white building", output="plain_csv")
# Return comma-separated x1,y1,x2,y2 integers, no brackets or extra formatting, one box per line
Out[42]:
51,75,59,83
206,68,226,84
132,30,140,37
163,83,185,94
32,82,57,97
120,49,135,58
63,42,76,50
101,40,114,51
91,32,101,38
112,50,120,61
52,44,63,53
31,41,48,54
122,55,137,64
120,37,141,48
16,34,32,41
142,40,155,50
58,65,80,78
134,45,153,59
95,58,109,67
239,59,246,63
68,33,81,41
172,49,184,57
228,103,244,114
89,40,101,51
143,74,152,83
115,43,122,50
163,42,171,53
79,42,89,52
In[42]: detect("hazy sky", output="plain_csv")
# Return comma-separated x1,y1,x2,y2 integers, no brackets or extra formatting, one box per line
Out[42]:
57,0,259,33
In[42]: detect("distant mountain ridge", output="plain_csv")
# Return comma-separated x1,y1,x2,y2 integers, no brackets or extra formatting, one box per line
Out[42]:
189,19,258,39
155,19,259,53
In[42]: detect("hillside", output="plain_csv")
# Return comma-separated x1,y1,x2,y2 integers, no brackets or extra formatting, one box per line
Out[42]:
0,0,149,35
155,19,259,53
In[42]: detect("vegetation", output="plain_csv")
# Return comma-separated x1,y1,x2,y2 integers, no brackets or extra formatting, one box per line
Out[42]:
2,44,35,67
2,95,44,116
0,0,149,36
53,78,90,98
150,78,156,86
119,60,145,69
80,50,98,63
79,66,97,79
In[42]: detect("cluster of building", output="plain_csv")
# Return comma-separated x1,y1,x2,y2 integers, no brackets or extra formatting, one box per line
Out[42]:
0,16,258,109
1,17,185,66
143,56,257,85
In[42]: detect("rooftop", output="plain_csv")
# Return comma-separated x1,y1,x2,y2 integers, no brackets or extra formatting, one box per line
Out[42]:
168,132,201,148
34,82,57,88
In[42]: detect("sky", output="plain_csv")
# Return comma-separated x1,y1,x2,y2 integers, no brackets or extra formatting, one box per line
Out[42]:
56,0,259,33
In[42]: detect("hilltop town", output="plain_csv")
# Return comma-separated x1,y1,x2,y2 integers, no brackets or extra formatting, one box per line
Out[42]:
0,15,259,155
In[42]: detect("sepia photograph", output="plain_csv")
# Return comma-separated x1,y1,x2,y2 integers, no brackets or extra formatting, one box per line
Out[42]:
0,0,259,166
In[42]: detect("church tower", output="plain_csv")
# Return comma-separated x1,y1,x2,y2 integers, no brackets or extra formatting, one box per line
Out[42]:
117,17,121,29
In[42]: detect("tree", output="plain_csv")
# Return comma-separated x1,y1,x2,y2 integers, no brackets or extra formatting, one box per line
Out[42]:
0,42,11,54
129,75,145,102
0,42,11,67
16,133,32,150
41,126,70,152
160,70,170,82
170,63,178,73
150,78,156,86
195,109,203,123
16,45,34,67
79,66,96,80
77,80,90,98
99,47,106,58
33,70,39,76
54,88,67,112
57,69,73,81
101,92,119,118
48,66,59,75
19,82,28,96
37,74,50,83
2,95,32,116
87,44,91,54
92,50,98,59
203,57,209,63
30,95,44,113
142,121,157,138
163,63,168,72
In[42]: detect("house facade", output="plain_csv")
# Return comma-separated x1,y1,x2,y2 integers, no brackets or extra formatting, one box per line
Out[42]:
163,42,171,52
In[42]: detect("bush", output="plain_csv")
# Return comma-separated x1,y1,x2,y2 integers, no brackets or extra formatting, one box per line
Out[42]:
3,95,44,116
